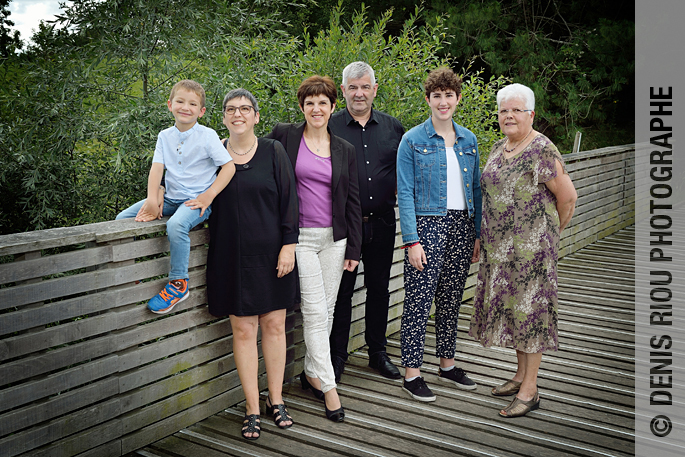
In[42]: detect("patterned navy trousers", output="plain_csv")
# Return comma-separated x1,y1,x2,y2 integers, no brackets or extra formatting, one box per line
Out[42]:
400,210,476,368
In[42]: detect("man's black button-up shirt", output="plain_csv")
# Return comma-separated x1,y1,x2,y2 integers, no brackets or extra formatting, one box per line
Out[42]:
329,108,404,217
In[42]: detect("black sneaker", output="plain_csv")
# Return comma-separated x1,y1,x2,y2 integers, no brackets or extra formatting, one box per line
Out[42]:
402,377,436,402
438,366,477,390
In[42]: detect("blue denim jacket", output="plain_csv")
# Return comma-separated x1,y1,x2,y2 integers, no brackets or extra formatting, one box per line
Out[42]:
397,117,482,244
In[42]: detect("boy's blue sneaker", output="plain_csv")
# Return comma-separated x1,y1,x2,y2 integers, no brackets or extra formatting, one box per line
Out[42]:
148,279,189,314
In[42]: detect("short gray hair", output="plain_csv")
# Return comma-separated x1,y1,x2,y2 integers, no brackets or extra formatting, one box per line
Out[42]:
222,88,259,113
496,83,535,111
342,61,376,86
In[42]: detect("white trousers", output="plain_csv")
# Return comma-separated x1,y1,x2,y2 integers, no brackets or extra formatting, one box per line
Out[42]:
297,227,347,393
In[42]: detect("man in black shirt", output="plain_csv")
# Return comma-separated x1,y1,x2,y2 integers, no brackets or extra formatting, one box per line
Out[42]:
328,62,405,381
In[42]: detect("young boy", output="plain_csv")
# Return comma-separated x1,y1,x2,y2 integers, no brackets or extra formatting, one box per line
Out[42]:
117,79,235,314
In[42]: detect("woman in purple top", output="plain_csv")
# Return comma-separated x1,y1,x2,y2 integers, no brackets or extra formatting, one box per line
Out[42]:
267,75,362,423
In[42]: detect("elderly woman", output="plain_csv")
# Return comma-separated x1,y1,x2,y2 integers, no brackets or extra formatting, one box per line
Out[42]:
396,67,482,402
469,83,577,418
267,75,362,422
206,89,299,440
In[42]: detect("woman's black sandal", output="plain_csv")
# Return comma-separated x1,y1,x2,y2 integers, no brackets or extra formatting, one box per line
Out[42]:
241,414,261,440
266,396,294,429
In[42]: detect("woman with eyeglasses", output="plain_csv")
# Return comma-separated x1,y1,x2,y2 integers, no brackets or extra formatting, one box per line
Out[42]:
206,88,299,440
469,83,577,417
267,75,362,423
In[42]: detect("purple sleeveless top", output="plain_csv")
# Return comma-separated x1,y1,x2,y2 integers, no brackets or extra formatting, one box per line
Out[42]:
295,136,333,227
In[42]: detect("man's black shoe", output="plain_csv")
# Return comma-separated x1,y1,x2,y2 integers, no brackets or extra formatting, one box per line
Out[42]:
369,352,401,379
332,356,345,384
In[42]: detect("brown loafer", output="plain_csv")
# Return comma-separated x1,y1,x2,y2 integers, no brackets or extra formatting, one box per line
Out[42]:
491,379,522,396
499,390,540,418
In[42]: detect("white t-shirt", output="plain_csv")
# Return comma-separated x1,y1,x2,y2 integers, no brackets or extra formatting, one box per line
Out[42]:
445,145,467,210
152,123,232,200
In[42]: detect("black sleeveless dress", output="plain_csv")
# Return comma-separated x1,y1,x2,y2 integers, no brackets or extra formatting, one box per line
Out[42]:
206,138,299,316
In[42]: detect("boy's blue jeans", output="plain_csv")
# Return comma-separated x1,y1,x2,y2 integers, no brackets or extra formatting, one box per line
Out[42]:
116,197,212,281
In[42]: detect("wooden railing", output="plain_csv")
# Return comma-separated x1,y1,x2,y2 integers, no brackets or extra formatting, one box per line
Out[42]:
0,144,634,457
559,144,635,255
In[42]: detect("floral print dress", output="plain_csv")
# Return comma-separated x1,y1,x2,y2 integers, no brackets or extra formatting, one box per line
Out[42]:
469,134,565,353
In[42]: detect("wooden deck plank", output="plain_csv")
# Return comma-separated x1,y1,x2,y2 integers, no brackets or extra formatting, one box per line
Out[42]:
220,405,478,457
335,375,633,456
340,359,632,423
419,335,635,388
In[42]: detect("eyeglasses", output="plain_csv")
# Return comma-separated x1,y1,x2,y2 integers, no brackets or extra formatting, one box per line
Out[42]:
224,105,254,115
498,108,532,116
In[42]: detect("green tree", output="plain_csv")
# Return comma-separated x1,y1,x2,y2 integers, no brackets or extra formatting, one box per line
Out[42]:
0,0,22,56
1,23,99,232
0,0,296,233
291,0,635,151
427,0,634,151
0,1,504,234
240,4,506,154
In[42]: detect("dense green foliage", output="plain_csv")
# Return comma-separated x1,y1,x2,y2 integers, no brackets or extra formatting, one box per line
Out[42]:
0,1,505,234
430,0,634,151
248,6,506,146
294,0,635,152
1,0,634,235
1,0,295,232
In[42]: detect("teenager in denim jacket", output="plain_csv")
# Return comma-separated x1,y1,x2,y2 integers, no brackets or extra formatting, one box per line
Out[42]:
396,67,482,402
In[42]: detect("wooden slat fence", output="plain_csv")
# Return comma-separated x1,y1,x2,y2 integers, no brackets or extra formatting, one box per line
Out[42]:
0,143,634,456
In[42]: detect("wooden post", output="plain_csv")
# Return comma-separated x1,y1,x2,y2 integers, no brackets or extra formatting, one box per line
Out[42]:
572,131,582,154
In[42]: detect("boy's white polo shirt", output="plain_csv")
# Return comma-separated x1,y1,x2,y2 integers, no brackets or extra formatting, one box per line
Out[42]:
152,122,232,201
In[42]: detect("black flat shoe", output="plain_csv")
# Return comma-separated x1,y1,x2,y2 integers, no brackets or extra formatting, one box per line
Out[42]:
300,371,325,401
324,399,345,422
369,352,401,379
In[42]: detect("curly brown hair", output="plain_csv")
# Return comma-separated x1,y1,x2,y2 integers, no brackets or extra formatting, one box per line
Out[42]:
297,75,337,108
424,67,462,98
